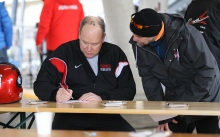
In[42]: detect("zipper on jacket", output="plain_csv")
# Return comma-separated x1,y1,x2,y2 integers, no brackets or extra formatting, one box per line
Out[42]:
140,46,165,65
94,83,96,88
165,33,180,59
139,32,180,66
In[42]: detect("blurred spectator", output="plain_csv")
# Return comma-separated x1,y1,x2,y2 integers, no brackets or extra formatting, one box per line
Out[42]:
184,0,220,132
35,22,44,63
133,0,140,12
35,0,84,58
185,0,220,70
0,1,12,63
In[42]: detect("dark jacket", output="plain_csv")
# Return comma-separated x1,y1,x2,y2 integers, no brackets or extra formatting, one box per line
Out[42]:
129,13,220,103
184,0,220,69
34,39,136,101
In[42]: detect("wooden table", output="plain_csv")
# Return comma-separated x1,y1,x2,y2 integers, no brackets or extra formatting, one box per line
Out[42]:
0,129,219,137
1,100,220,116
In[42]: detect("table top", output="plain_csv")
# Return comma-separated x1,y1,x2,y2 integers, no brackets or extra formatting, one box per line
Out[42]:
1,100,220,116
0,129,219,137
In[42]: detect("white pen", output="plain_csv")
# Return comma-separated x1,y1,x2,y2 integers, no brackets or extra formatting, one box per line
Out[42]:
60,83,73,99
177,49,180,65
167,103,188,107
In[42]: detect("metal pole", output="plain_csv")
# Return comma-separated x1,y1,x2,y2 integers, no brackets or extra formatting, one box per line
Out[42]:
11,0,18,26
18,0,26,68
28,49,32,88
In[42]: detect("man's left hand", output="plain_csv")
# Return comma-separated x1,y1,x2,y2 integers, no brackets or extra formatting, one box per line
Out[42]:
79,92,102,101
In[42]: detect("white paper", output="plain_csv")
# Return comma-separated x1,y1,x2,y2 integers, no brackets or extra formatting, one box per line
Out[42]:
149,131,172,137
102,101,127,107
129,130,152,137
56,100,88,104
149,114,177,122
129,131,172,137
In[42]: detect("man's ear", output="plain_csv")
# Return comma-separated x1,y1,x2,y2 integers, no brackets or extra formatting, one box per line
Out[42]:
102,33,106,42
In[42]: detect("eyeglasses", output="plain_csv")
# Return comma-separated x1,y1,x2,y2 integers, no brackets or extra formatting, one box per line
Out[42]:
130,13,160,29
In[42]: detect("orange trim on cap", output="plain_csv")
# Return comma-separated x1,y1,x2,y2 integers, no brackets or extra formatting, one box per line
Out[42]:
155,21,164,41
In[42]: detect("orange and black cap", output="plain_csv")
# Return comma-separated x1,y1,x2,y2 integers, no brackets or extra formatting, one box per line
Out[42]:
130,8,162,37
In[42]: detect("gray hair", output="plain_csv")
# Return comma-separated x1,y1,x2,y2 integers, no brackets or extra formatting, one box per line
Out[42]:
79,16,105,37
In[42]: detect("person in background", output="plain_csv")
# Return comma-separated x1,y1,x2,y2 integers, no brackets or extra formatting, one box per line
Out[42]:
35,0,84,59
0,1,12,63
129,8,220,134
184,0,220,132
34,16,136,131
133,0,140,12
185,0,220,70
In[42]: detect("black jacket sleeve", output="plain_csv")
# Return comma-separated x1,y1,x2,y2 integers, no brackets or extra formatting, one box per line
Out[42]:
138,65,165,101
131,43,165,101
98,47,136,100
34,58,62,101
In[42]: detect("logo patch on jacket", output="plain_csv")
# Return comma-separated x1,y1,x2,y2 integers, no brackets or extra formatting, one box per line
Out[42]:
100,64,111,71
188,11,209,25
58,5,78,10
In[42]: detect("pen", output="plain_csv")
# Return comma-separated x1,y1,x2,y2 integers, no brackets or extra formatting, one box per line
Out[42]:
177,49,180,65
60,83,73,99
167,103,188,107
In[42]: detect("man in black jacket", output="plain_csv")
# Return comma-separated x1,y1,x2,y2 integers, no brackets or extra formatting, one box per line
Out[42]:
129,8,220,133
34,16,136,131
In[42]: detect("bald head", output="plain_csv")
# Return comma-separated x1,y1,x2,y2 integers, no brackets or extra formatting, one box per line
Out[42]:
79,16,106,38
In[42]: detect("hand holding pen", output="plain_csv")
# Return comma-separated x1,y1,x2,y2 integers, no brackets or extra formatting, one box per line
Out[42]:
56,83,73,102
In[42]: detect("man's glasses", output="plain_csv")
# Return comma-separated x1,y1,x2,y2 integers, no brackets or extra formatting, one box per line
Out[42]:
130,14,160,29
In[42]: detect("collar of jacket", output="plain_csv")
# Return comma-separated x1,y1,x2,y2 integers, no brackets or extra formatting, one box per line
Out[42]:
99,42,108,55
159,13,184,48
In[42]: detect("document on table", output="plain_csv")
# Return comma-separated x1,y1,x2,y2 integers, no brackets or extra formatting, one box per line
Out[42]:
57,100,88,104
149,114,177,122
129,131,172,137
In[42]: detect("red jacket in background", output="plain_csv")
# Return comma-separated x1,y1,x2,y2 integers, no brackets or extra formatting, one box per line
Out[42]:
36,0,84,51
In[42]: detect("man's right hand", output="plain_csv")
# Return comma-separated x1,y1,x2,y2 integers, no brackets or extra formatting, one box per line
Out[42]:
157,119,178,131
56,88,73,103
36,45,42,54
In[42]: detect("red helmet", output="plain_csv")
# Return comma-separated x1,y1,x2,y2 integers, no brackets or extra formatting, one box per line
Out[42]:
0,62,23,104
